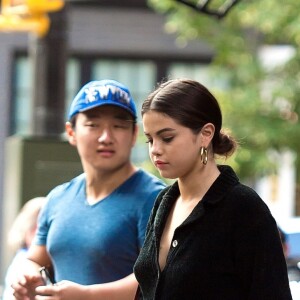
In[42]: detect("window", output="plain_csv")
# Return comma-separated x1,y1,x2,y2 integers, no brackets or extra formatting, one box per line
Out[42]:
65,59,81,119
12,56,80,136
92,59,157,164
13,56,33,135
168,63,214,87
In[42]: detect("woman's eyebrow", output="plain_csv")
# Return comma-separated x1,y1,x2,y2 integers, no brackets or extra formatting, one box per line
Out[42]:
144,128,176,136
156,128,176,135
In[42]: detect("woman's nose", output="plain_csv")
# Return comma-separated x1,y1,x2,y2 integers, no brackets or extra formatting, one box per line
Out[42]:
150,140,161,156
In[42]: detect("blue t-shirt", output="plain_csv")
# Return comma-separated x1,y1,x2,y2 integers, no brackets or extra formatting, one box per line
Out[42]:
34,169,165,284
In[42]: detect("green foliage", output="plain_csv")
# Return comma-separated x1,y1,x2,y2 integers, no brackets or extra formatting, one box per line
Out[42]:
149,0,300,181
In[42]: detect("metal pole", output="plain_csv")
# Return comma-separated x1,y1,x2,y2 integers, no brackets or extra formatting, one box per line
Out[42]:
29,6,67,137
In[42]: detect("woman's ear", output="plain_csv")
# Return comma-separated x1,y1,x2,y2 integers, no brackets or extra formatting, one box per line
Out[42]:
200,123,215,145
65,122,77,146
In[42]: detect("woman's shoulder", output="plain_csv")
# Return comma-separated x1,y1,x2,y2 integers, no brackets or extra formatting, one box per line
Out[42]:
229,183,266,206
226,183,275,226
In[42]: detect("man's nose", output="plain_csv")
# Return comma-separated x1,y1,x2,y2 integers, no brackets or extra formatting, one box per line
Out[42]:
98,128,113,143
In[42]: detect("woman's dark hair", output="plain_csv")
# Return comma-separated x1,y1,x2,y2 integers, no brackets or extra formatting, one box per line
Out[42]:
142,78,237,157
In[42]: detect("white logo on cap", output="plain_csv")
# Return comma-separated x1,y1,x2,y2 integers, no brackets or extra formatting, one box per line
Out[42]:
84,85,131,105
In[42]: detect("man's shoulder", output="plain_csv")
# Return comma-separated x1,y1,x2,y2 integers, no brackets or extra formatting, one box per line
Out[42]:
135,169,165,186
133,169,166,196
122,169,166,204
48,173,85,198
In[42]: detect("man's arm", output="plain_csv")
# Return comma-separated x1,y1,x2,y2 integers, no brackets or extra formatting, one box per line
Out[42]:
26,244,53,268
35,273,138,300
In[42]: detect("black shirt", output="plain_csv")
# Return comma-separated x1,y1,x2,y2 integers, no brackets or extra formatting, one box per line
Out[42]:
134,165,292,300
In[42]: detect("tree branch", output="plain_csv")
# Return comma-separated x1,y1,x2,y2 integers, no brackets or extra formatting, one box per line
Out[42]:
176,0,242,19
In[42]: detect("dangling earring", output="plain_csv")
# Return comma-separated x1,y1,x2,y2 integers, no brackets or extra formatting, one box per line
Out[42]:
200,147,208,165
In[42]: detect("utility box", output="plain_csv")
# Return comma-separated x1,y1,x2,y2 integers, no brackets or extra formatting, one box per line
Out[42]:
4,135,82,206
1,135,82,283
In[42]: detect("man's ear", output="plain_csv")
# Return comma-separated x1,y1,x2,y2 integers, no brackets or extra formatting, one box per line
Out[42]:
65,122,76,146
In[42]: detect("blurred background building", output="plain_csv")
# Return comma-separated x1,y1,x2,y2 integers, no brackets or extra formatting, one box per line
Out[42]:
0,0,214,285
0,0,299,291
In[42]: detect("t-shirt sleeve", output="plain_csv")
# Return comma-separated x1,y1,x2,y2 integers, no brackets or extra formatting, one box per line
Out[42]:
33,198,50,246
137,185,165,248
33,185,62,246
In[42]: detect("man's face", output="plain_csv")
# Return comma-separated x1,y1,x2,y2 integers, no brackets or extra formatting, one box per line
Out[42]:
67,105,137,174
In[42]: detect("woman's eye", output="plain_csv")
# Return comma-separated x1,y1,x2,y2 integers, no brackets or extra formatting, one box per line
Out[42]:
145,137,173,144
163,137,173,143
145,139,153,144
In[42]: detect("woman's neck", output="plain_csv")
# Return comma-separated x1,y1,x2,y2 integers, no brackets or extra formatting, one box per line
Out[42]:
178,162,220,202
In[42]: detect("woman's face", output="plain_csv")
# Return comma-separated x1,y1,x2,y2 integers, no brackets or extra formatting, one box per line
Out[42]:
143,111,204,180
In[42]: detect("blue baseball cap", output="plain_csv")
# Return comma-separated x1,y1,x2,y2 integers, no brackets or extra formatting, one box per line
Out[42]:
68,80,137,121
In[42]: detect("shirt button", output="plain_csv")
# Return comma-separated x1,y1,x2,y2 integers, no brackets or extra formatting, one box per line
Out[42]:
172,240,178,247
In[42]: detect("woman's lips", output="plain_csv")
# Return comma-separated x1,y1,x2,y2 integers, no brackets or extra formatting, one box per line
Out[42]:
155,160,168,169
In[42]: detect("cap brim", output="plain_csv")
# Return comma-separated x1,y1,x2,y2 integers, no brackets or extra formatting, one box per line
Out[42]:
76,101,136,120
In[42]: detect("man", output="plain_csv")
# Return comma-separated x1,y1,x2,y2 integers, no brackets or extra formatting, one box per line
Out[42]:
278,227,300,299
12,80,165,300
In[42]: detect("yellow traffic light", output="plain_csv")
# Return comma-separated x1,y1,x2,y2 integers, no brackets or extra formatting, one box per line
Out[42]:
2,0,64,16
0,13,49,37
28,0,64,14
0,0,64,37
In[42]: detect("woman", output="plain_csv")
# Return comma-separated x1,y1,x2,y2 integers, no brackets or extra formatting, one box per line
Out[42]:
2,197,47,300
133,78,292,299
